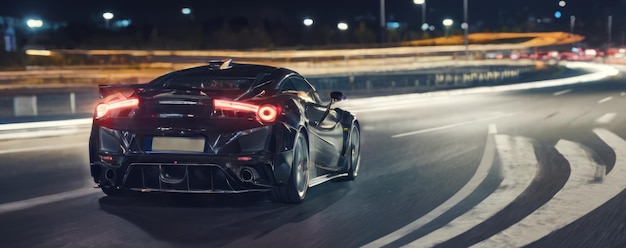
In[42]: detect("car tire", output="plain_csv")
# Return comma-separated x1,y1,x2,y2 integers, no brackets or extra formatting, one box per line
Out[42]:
346,125,361,181
269,133,309,203
101,186,124,197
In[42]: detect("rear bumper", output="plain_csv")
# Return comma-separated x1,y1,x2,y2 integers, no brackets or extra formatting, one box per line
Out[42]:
91,151,293,193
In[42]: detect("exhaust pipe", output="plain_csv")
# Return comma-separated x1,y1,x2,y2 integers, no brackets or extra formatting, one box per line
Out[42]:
105,169,116,181
240,168,255,182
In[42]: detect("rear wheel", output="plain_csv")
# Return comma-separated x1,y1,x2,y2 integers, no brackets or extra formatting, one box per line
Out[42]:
101,186,124,197
346,125,361,180
270,133,309,203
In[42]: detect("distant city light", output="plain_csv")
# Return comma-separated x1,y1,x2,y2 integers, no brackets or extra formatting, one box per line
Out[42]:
554,11,562,19
386,22,400,29
25,49,51,56
413,0,425,5
461,22,468,30
442,19,454,27
303,18,313,26
429,25,435,31
181,7,191,15
26,19,43,28
421,23,430,31
337,22,348,30
102,12,114,20
559,1,567,7
114,19,132,28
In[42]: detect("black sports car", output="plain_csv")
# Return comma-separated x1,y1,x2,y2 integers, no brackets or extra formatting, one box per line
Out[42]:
89,60,361,203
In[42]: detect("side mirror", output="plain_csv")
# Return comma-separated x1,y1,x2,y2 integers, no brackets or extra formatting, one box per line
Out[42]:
330,91,346,102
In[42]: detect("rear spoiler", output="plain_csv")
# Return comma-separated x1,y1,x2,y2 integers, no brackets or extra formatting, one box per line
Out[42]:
98,84,144,99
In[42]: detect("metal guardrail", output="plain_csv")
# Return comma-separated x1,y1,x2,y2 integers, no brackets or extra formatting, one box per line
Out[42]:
0,63,539,119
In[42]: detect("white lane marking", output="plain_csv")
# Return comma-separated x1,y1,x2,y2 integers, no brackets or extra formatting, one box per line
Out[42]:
488,124,498,134
0,143,86,155
0,118,92,131
391,114,512,138
474,131,626,247
553,89,572,96
0,188,100,214
595,113,617,124
363,124,497,248
406,135,538,248
598,96,613,104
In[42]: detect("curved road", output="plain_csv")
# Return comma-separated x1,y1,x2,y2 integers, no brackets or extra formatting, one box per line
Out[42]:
1,66,626,247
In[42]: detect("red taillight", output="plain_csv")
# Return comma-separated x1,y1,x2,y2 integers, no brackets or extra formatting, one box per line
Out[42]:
213,99,281,123
258,104,279,122
95,98,139,119
213,99,259,112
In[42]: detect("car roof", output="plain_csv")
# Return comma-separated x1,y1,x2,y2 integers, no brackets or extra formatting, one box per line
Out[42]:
149,62,301,83
144,62,304,99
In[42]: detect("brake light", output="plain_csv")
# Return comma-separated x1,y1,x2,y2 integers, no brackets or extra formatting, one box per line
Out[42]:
214,99,259,112
95,98,139,119
213,99,281,123
258,104,279,122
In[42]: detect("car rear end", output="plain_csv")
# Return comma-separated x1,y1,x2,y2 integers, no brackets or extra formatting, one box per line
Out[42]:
89,73,295,195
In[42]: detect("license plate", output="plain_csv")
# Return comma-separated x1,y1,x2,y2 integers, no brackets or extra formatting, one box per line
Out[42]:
151,137,205,152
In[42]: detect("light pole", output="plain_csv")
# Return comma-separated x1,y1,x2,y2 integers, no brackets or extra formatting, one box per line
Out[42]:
570,15,575,36
463,0,469,60
380,0,386,43
25,19,43,45
413,0,426,31
443,19,453,37
608,15,613,50
102,12,114,29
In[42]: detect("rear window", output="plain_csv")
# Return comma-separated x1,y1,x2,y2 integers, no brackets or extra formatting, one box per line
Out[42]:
149,69,257,93
155,76,254,91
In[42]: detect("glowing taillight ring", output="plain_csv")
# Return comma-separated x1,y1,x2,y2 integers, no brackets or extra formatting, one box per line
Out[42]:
257,105,278,122
95,104,109,119
94,98,139,119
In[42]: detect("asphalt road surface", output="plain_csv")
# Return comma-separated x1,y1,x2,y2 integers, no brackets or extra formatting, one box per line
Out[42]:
1,70,626,248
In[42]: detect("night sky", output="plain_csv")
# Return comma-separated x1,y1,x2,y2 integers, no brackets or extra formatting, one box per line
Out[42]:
2,0,626,40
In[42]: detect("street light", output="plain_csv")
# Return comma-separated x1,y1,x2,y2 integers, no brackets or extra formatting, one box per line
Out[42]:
26,19,43,29
303,18,313,27
413,0,426,31
103,12,114,28
181,7,191,15
337,22,349,31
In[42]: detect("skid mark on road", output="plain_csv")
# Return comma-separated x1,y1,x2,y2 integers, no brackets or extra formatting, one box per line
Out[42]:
405,135,538,247
473,130,626,247
363,125,497,248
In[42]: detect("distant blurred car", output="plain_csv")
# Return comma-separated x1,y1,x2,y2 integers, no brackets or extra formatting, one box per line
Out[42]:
559,52,581,61
88,60,361,203
530,51,559,60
